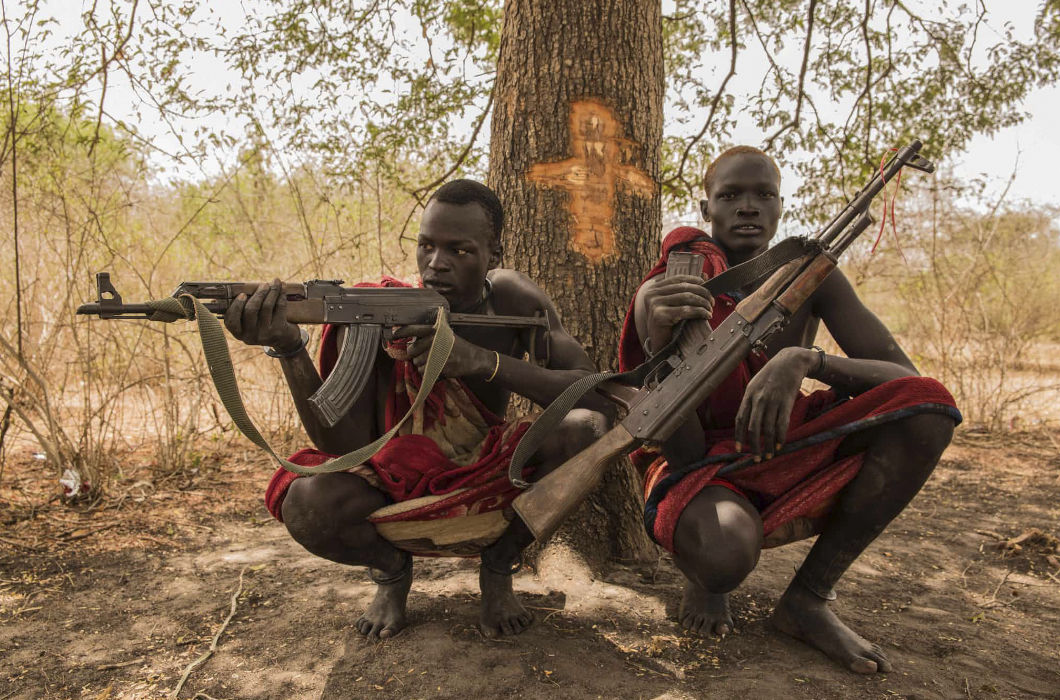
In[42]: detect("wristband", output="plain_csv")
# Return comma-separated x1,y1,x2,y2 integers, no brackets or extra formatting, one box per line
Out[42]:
810,345,827,375
485,351,501,382
264,328,309,359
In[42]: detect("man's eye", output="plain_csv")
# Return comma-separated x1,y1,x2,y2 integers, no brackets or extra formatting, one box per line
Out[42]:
759,191,776,199
454,248,469,256
718,192,736,200
419,242,434,251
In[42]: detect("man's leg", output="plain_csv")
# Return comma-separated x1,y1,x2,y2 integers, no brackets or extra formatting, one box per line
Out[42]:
772,412,955,673
478,409,606,637
282,472,411,640
671,486,763,636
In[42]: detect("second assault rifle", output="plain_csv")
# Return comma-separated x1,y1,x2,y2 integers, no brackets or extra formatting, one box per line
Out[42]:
508,139,935,541
77,275,550,427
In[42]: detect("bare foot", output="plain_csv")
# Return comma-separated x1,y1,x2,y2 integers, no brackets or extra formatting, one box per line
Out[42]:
771,581,892,674
355,564,412,641
478,567,533,637
679,579,734,636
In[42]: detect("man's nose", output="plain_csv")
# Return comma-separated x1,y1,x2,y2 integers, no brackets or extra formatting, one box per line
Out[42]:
427,250,450,270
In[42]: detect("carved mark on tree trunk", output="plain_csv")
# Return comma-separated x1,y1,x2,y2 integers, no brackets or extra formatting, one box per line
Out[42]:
526,99,655,264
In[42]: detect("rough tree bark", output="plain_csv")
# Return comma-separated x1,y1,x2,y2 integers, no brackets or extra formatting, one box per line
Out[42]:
489,0,662,566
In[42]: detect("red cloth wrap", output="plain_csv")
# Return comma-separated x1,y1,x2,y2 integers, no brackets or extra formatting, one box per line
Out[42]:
622,227,959,553
264,277,533,523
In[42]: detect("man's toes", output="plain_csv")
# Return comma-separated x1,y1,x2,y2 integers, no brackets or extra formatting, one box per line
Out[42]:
713,621,732,637
848,656,878,674
868,645,892,673
379,626,396,640
500,619,515,636
355,618,369,635
517,611,534,627
686,615,707,635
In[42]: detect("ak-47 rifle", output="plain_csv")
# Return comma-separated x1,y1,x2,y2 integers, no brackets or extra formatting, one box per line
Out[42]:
77,275,550,427
509,139,935,542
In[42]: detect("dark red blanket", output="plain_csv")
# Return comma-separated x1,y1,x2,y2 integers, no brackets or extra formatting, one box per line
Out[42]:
621,227,961,552
264,278,533,522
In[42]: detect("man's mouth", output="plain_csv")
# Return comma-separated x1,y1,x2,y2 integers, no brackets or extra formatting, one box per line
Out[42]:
422,279,454,292
731,224,763,235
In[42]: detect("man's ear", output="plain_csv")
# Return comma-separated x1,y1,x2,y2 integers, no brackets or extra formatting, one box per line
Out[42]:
489,244,502,269
780,195,785,219
699,198,711,222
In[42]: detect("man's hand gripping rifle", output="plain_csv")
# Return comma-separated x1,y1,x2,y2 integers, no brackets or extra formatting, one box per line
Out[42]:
77,276,550,427
508,139,935,542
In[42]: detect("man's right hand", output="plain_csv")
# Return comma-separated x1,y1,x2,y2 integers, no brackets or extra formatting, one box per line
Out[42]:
641,274,715,353
224,279,303,352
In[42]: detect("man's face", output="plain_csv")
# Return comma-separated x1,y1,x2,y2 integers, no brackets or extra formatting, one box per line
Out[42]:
417,200,500,311
700,154,782,260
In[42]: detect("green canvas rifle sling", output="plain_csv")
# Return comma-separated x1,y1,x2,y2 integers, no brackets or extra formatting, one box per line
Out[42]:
146,294,455,475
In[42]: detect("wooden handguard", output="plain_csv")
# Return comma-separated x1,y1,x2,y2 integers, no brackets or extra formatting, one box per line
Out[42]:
775,255,837,314
511,424,636,541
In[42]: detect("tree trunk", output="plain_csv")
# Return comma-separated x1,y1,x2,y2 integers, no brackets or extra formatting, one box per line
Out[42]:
489,0,662,566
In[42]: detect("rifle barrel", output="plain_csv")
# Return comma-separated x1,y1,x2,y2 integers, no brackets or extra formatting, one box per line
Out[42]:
817,140,923,249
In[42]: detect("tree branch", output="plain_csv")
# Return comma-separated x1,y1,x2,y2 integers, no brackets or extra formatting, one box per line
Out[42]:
763,0,818,151
667,0,738,198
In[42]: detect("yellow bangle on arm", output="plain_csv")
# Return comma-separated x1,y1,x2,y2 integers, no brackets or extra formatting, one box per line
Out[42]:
485,351,501,383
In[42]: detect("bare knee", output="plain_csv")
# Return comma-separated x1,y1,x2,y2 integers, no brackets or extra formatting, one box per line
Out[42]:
281,473,388,552
536,408,607,467
673,487,762,593
901,412,955,460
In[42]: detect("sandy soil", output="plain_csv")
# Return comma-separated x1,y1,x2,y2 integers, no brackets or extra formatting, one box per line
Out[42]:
1,430,1059,699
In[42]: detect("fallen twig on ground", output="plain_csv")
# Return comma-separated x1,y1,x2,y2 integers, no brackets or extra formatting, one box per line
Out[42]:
170,566,247,699
97,657,146,671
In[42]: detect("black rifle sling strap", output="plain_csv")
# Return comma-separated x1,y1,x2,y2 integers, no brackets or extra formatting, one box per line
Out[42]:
507,236,813,488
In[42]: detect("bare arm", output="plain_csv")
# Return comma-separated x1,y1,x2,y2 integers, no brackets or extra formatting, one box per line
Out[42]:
397,271,610,412
810,269,918,394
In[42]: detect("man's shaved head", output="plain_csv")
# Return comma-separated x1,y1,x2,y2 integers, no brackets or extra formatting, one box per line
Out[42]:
702,146,781,195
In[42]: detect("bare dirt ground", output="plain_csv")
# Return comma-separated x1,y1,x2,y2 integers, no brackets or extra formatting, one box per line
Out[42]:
2,430,1059,700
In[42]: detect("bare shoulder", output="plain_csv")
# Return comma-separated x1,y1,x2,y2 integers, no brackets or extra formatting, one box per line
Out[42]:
487,268,553,316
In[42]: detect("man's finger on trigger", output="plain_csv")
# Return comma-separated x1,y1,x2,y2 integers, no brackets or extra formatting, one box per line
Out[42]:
391,324,434,339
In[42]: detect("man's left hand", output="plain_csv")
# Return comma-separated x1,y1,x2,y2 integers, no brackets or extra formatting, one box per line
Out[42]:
391,325,490,378
733,347,816,461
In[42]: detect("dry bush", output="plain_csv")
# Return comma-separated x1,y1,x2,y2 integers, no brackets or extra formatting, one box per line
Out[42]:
845,174,1060,431
0,109,424,498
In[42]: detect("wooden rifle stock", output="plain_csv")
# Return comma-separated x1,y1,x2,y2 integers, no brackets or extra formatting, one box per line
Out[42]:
512,424,636,541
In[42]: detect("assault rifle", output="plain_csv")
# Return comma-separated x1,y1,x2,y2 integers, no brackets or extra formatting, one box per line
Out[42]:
77,275,550,427
509,139,935,541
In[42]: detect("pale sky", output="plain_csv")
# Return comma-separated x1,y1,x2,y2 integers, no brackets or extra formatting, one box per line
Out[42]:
35,1,1060,216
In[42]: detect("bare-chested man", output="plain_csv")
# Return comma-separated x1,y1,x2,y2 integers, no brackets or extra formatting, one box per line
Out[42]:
226,179,606,639
623,147,961,673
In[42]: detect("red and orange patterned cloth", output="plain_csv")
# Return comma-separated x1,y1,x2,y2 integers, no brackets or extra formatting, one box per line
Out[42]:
619,227,961,552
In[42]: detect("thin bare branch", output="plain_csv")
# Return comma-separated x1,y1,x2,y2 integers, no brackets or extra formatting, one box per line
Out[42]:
666,0,738,198
763,0,818,151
